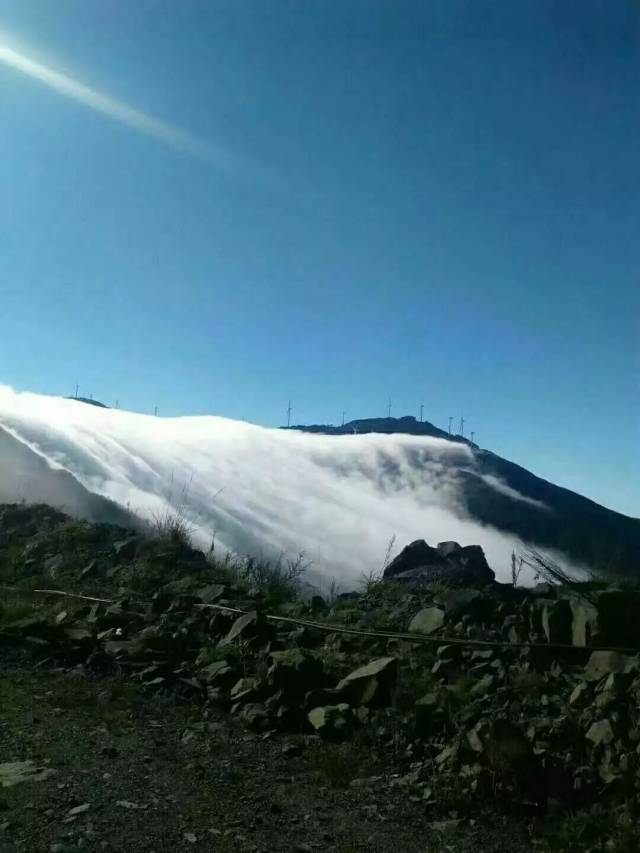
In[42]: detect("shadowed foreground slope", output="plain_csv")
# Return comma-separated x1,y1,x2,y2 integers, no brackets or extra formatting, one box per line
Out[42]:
3,504,640,851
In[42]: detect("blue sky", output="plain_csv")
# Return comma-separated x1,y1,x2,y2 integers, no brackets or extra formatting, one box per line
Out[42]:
0,0,638,516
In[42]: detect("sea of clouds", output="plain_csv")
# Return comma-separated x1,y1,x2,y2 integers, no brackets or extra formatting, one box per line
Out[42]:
0,385,551,588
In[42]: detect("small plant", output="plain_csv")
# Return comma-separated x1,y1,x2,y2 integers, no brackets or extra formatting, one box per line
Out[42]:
382,533,397,571
359,568,383,596
236,551,309,610
522,550,596,602
314,644,349,679
511,550,524,587
327,578,340,606
150,509,194,550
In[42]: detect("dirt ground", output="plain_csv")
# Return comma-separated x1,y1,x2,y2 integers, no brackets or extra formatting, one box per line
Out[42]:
0,661,542,853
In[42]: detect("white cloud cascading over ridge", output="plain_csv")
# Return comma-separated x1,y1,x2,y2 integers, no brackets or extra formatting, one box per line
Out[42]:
0,386,551,588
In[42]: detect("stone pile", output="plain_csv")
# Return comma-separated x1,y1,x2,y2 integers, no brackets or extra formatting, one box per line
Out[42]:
3,507,640,816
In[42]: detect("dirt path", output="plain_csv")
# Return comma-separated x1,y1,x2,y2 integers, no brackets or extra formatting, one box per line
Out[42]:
0,664,538,853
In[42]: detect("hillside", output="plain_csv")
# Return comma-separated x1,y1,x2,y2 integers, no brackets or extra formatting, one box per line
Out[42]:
3,504,640,851
286,417,640,576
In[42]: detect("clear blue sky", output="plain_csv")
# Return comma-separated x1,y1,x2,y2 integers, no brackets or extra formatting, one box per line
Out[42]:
0,1,638,516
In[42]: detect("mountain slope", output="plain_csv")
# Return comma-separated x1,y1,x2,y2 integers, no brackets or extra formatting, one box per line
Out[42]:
286,416,640,575
0,427,138,529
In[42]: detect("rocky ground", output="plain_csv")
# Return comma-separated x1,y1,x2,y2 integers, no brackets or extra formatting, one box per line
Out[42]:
2,503,640,852
0,660,537,853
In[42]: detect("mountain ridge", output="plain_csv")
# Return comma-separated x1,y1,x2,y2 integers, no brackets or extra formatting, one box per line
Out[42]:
285,416,640,575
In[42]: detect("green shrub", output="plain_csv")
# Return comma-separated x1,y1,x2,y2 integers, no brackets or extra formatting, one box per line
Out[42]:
149,510,194,550
235,553,308,611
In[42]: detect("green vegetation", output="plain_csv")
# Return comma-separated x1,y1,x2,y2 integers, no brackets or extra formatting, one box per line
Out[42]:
150,509,195,551
235,552,309,610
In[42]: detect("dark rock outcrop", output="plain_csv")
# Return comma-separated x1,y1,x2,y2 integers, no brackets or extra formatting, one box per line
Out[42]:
384,539,495,587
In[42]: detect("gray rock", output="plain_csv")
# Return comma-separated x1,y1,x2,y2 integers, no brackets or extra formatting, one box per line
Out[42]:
437,541,462,557
307,704,354,740
336,657,397,707
569,597,600,647
238,703,270,732
586,719,615,747
199,660,237,689
230,677,261,704
267,648,324,699
538,599,572,645
440,589,484,619
584,651,638,682
0,761,57,788
220,611,263,646
384,539,495,587
67,803,91,816
409,608,445,634
44,554,63,578
384,540,441,578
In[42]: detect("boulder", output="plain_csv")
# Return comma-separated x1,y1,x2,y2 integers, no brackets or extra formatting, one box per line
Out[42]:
219,611,265,646
569,590,640,648
409,608,445,634
0,761,57,787
267,648,324,700
467,720,490,753
569,597,600,647
336,657,397,707
44,554,63,578
230,677,261,704
196,584,227,604
470,673,495,696
383,539,495,587
538,599,572,645
440,589,486,619
569,682,590,706
586,719,615,748
584,651,639,682
238,703,270,732
199,660,237,689
384,540,441,578
307,704,354,740
437,541,462,558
